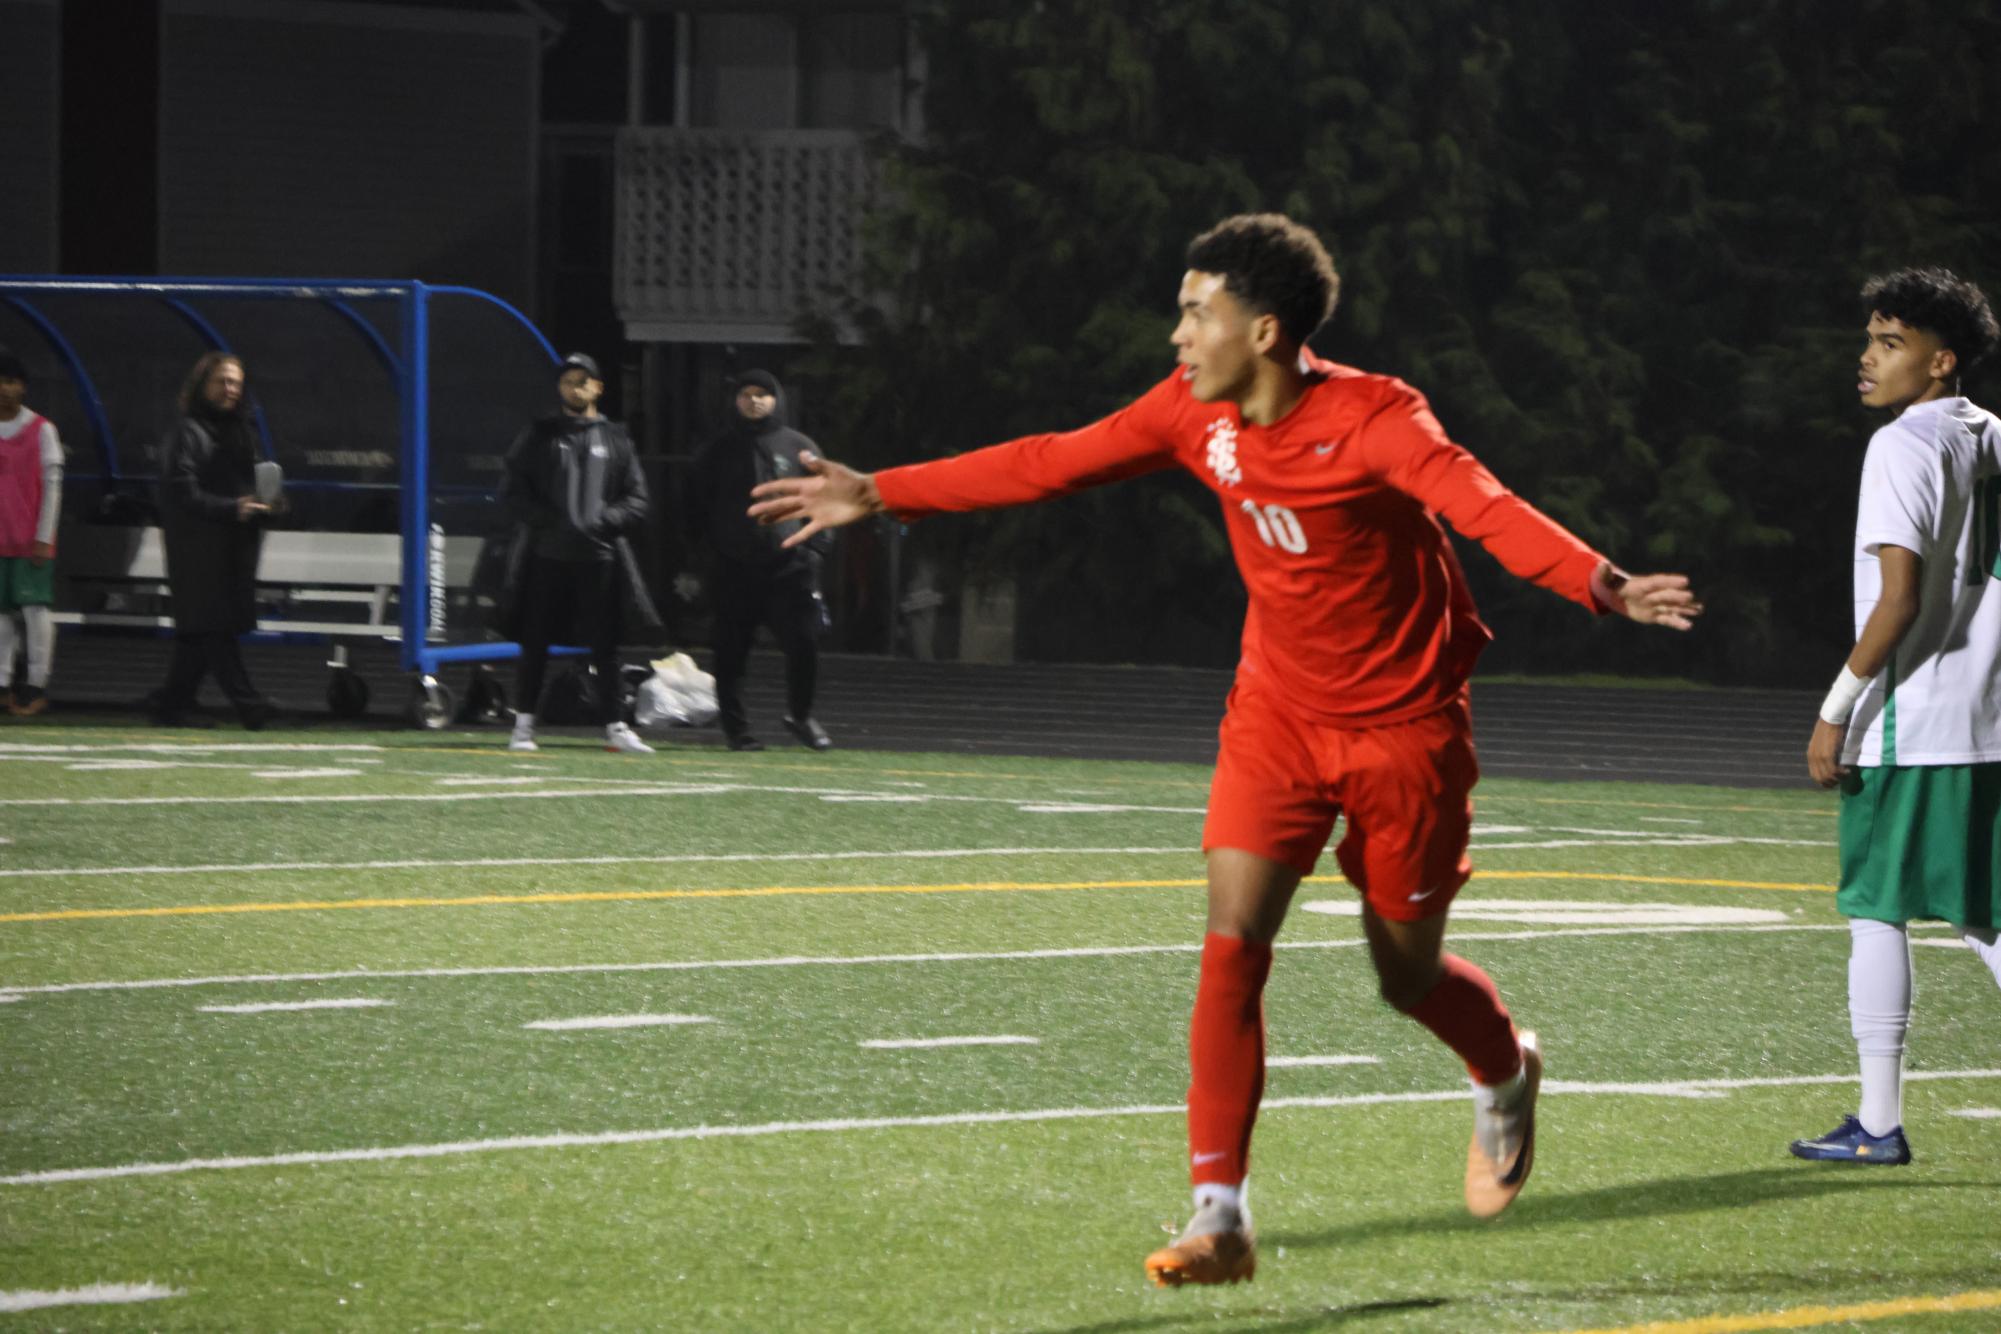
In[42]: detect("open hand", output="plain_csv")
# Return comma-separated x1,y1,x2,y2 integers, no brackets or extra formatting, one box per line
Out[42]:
747,451,881,548
28,540,53,566
1609,571,1702,630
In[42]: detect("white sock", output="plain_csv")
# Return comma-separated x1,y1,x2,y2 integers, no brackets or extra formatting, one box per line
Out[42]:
512,712,536,732
1961,927,2001,990
1849,918,1912,1137
1192,1179,1247,1220
21,604,53,687
0,613,15,688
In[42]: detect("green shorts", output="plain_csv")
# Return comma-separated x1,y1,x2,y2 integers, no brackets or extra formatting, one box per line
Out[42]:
1838,762,2001,929
0,556,54,611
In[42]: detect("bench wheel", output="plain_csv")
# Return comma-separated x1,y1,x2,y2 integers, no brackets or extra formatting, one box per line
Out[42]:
326,666,371,719
408,676,453,730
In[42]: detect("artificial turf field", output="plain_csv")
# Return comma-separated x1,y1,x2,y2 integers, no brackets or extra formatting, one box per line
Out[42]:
1,719,1998,1332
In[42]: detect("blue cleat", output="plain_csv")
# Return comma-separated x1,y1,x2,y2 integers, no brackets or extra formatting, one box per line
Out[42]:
1788,1115,1912,1165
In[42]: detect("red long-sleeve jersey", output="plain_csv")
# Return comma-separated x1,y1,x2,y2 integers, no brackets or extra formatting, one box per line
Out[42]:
874,355,1609,726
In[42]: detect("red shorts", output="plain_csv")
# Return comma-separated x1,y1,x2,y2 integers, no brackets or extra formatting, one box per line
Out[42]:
1202,685,1479,922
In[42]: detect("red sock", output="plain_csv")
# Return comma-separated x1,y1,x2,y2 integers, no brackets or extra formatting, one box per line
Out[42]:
1186,933,1274,1186
1400,953,1522,1086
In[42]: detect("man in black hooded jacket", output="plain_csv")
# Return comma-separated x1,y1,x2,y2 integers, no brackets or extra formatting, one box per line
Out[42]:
498,353,656,754
688,368,832,751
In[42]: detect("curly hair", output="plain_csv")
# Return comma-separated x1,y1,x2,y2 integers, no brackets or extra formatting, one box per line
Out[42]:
1861,267,2000,372
1185,214,1340,347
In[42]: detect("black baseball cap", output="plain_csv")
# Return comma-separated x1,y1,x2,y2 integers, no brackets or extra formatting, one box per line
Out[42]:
558,352,602,382
0,345,25,382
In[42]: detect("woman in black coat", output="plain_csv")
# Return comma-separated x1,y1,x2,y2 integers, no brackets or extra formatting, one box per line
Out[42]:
149,352,273,728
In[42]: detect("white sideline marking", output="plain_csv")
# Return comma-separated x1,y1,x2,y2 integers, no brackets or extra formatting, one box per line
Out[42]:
0,923,1852,998
0,1283,183,1313
0,994,21,1003
1948,1107,2001,1119
251,768,363,780
1303,899,1789,927
1267,1055,1381,1068
860,1036,1039,1049
819,794,927,803
0,783,735,808
0,844,1195,880
9,1068,1999,1187
0,742,382,754
433,776,546,786
199,998,393,1015
1638,817,1703,825
525,1014,714,1031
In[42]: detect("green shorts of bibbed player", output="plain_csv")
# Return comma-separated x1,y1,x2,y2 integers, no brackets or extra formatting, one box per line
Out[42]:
1838,763,2001,930
0,557,55,612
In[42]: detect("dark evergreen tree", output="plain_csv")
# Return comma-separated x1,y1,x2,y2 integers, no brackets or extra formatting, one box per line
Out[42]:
794,0,2001,682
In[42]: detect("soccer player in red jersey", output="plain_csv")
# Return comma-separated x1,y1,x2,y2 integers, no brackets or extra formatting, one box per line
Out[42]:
749,214,1702,1286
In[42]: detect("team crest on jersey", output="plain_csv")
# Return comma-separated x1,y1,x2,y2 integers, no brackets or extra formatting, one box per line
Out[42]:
1204,419,1242,488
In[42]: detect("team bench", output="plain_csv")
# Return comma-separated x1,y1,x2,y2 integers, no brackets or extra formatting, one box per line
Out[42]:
51,524,490,718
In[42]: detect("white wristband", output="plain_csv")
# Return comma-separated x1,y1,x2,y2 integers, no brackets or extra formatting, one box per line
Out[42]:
1818,665,1871,726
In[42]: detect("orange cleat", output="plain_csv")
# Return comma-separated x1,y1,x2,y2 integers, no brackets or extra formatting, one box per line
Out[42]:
1143,1201,1256,1287
1466,1030,1542,1219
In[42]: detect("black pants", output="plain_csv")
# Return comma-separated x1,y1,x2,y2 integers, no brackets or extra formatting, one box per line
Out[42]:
713,561,824,737
515,555,622,726
155,631,263,716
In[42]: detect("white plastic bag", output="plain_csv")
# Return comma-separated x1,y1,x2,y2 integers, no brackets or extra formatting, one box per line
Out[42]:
633,652,719,728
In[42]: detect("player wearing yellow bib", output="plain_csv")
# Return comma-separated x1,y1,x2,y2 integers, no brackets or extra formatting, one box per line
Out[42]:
1796,267,2001,1165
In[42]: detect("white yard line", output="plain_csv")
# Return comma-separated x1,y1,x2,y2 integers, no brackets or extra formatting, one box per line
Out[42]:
250,769,364,780
0,923,1851,998
1948,1108,2001,1119
860,1036,1039,1049
198,998,393,1015
7,1068,1997,1187
1267,1055,1381,1068
525,1014,714,1031
0,1283,183,1313
0,845,1198,880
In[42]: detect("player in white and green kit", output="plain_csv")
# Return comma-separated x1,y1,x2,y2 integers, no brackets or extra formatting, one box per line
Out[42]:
1794,266,2001,1166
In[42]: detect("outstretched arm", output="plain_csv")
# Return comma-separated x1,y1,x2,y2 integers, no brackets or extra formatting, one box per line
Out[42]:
1360,385,1702,628
1807,543,1920,788
749,380,1183,546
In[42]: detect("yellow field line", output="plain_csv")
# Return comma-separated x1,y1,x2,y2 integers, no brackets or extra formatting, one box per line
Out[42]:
1553,1287,2001,1333
0,868,1834,925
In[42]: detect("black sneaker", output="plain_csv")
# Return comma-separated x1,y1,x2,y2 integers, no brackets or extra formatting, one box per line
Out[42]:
727,732,766,752
8,684,47,716
237,699,273,732
782,715,832,751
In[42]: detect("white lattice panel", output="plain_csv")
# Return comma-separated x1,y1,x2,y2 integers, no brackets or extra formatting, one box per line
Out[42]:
616,128,874,342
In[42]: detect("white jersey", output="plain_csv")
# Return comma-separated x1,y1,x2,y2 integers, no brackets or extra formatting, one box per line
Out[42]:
1843,396,2001,766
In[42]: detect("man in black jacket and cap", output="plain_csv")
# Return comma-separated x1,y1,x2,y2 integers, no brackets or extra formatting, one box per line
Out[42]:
688,368,833,751
499,352,656,754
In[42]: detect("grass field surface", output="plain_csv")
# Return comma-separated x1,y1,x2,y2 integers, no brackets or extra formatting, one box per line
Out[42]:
2,720,1998,1331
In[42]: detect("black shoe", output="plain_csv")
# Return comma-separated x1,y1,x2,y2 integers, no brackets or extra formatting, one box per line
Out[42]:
149,711,217,729
8,684,47,716
237,699,273,732
726,732,766,752
783,715,832,751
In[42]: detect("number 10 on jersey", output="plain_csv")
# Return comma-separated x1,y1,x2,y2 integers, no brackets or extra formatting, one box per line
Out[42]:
1241,499,1308,553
